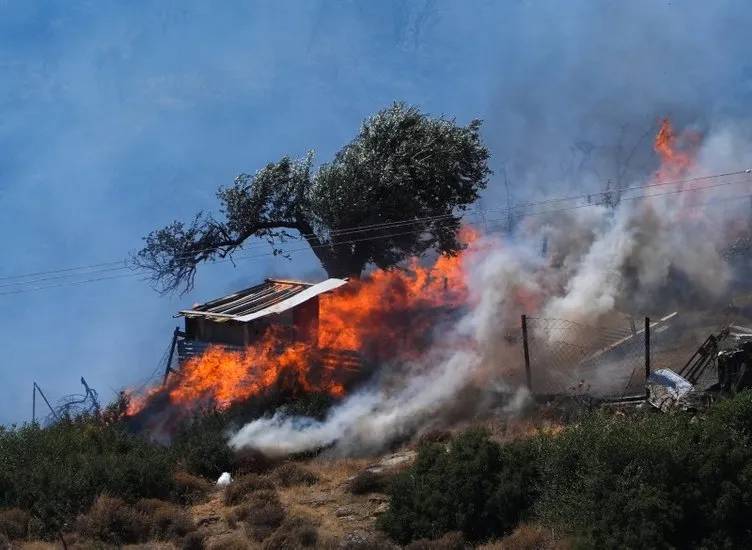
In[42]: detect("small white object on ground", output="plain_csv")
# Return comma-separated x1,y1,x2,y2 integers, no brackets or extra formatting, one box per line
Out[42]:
216,472,232,487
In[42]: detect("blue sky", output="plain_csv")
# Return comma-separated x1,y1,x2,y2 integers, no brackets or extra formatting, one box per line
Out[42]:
1,0,750,424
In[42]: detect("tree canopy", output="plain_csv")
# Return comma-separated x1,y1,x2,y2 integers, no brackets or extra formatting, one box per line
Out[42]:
135,103,490,293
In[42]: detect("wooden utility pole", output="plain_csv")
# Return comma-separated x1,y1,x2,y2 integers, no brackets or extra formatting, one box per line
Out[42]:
32,382,58,422
162,327,181,386
521,314,532,391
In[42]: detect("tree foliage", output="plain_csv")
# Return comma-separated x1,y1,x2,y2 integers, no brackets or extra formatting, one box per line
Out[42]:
135,103,490,293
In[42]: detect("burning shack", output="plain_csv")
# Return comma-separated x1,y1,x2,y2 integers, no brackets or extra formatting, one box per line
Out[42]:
171,278,348,367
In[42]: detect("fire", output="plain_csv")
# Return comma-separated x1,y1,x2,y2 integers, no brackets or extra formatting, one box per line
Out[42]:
653,117,699,180
318,231,473,355
127,228,477,417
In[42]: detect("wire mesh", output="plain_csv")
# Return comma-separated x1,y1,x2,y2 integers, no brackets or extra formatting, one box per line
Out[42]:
524,316,648,398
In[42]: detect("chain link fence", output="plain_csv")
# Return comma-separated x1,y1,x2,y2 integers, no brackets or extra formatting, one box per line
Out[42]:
522,315,656,398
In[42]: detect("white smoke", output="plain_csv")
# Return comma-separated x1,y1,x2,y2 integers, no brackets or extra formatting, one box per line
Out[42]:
230,125,752,456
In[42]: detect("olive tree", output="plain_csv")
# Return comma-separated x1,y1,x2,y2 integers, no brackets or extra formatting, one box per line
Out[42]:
135,103,490,293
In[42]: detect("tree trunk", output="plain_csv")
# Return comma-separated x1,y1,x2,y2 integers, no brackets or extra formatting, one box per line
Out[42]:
296,217,367,279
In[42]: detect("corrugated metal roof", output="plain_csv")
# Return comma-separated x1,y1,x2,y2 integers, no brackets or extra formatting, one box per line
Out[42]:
178,278,348,323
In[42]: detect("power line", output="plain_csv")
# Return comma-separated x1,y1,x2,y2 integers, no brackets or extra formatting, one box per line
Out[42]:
3,169,749,285
2,176,751,297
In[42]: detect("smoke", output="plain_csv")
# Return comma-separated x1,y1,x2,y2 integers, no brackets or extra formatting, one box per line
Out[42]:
231,122,752,456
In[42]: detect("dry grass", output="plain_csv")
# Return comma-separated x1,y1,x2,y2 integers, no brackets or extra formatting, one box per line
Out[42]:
182,529,208,550
198,455,399,549
243,490,286,542
477,523,571,550
174,470,213,504
0,507,31,540
260,514,319,549
17,543,56,550
404,531,465,549
223,474,275,506
207,531,253,550
274,458,370,539
75,495,150,545
268,463,319,487
151,504,196,540
133,497,197,541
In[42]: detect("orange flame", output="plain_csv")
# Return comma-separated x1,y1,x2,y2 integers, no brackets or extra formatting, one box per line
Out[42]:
653,117,699,180
127,228,478,416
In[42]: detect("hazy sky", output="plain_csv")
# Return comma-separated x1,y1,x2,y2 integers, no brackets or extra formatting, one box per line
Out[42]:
1,0,750,424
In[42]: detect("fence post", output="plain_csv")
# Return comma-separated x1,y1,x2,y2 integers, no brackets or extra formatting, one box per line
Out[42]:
645,316,651,398
521,314,532,392
32,383,36,424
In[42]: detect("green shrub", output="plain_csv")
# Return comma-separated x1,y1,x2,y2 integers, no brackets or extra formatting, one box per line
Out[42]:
536,393,752,549
0,416,175,536
171,410,236,479
379,428,537,544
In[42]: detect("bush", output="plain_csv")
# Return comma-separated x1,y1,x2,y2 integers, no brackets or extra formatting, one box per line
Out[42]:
0,508,30,540
234,447,277,476
149,502,196,540
208,531,252,550
494,523,562,550
261,515,319,549
269,463,318,487
223,474,275,506
416,429,452,446
281,393,336,420
378,395,752,547
172,410,236,479
173,471,212,504
404,531,465,549
379,428,537,544
243,490,286,541
536,395,752,549
346,470,390,495
183,529,207,550
74,495,150,545
0,417,175,536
